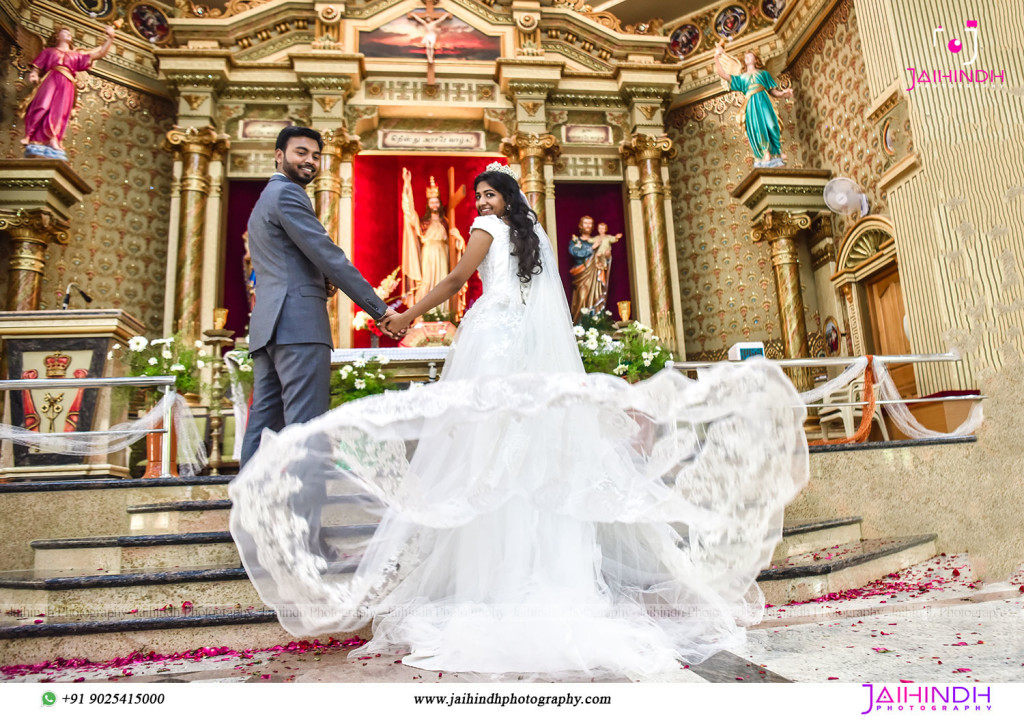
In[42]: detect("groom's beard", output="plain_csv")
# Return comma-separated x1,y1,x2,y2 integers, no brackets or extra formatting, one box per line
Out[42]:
281,158,317,186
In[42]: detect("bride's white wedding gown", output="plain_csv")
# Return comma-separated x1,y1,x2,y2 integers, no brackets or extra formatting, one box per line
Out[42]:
229,214,809,676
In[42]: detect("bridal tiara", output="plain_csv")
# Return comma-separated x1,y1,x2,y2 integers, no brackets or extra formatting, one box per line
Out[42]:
485,161,519,182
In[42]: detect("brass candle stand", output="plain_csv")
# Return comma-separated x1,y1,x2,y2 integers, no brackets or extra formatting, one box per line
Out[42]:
202,326,235,475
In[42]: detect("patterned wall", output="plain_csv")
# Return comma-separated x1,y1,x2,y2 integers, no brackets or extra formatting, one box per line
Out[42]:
665,77,801,359
0,44,175,334
665,0,878,359
790,0,888,238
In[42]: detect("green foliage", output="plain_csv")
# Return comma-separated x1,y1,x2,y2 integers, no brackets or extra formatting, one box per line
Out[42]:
575,321,673,383
224,349,254,395
112,333,204,406
330,356,393,408
577,307,615,334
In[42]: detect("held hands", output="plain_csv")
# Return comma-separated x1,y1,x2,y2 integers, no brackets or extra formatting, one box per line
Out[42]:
378,308,410,340
105,25,117,39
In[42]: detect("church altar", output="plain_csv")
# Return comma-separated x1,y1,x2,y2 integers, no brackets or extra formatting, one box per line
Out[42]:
331,346,450,383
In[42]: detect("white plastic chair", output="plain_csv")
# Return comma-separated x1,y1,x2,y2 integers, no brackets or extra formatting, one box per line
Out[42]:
818,379,889,441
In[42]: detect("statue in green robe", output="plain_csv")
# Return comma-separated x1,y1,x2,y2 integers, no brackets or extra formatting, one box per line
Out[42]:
714,42,795,168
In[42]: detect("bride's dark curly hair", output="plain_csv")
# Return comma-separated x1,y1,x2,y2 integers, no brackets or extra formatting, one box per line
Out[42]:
473,170,543,283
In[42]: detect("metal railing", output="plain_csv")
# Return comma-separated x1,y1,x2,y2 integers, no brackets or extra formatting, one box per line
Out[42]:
670,352,985,437
0,375,177,478
668,351,962,370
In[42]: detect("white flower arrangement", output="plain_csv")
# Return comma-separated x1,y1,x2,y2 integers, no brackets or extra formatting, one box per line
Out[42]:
331,357,392,407
113,333,203,403
575,321,673,382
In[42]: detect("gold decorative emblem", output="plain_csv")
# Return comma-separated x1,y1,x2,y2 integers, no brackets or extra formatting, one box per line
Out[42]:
44,351,72,379
315,95,342,112
520,101,542,116
180,94,206,111
637,104,659,120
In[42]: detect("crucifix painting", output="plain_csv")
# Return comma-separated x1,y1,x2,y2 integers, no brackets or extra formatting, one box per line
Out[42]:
358,1,501,75
408,1,450,82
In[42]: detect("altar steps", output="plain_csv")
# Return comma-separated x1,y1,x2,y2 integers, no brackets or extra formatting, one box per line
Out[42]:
31,524,379,574
0,478,938,665
125,494,381,536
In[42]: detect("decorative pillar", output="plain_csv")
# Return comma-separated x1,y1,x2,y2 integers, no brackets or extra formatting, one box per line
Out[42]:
840,283,867,357
162,126,230,344
200,148,227,344
500,132,559,227
752,210,813,389
620,133,677,350
316,128,362,347
1,210,69,311
163,156,183,337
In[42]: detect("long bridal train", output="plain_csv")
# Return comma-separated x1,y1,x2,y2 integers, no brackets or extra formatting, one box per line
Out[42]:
229,363,808,675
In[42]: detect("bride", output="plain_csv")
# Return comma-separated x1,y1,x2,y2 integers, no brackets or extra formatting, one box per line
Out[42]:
229,163,809,676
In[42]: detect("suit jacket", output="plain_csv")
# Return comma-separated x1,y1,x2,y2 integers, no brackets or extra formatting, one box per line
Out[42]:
247,174,388,352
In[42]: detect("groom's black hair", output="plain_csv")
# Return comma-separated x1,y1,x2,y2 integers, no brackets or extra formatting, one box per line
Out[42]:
275,126,324,153
474,170,543,283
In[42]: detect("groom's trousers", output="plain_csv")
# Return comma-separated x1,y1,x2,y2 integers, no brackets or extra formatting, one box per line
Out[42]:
239,341,331,467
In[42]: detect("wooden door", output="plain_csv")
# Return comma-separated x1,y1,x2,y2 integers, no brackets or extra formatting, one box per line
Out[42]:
866,266,917,398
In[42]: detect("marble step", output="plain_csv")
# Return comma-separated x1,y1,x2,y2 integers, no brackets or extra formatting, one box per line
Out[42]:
0,565,267,617
0,608,359,666
773,516,863,562
0,477,235,571
125,494,383,535
30,524,379,574
0,535,939,664
758,534,937,605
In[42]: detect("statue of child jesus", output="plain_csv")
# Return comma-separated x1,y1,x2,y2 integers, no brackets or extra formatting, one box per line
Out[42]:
592,222,622,258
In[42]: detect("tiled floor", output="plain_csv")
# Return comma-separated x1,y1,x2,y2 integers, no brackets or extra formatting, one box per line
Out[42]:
3,555,1021,684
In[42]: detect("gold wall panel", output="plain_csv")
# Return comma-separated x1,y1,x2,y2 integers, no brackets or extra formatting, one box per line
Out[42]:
0,46,176,333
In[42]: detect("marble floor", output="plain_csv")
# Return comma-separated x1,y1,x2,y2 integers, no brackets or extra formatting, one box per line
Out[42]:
2,554,1021,684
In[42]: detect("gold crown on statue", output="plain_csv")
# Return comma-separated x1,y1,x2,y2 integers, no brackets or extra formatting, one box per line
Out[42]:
425,176,439,199
485,161,519,182
45,351,71,379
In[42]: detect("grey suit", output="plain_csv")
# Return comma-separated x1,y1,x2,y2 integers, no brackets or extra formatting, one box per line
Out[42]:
240,174,387,467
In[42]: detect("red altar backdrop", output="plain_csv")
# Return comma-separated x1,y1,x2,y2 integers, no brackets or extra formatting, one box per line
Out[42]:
552,182,631,321
352,154,498,348
223,180,263,340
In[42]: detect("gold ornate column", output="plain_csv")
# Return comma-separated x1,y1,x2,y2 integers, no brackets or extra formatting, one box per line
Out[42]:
316,128,362,347
752,210,813,389
500,132,559,227
1,210,69,311
162,126,229,343
620,133,677,349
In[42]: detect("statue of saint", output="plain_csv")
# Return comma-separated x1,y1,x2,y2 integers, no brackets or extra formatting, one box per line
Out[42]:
568,215,611,322
713,41,794,168
20,25,116,157
400,168,466,311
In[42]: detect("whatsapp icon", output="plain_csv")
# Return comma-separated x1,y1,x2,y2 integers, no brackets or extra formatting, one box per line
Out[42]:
42,691,57,706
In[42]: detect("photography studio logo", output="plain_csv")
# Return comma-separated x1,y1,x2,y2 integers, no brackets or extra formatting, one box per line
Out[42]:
905,20,1006,92
860,684,994,713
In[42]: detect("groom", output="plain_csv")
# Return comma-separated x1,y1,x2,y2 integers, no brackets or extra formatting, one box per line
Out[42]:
240,126,401,466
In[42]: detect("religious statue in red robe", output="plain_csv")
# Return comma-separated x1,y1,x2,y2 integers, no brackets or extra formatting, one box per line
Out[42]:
20,25,116,156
